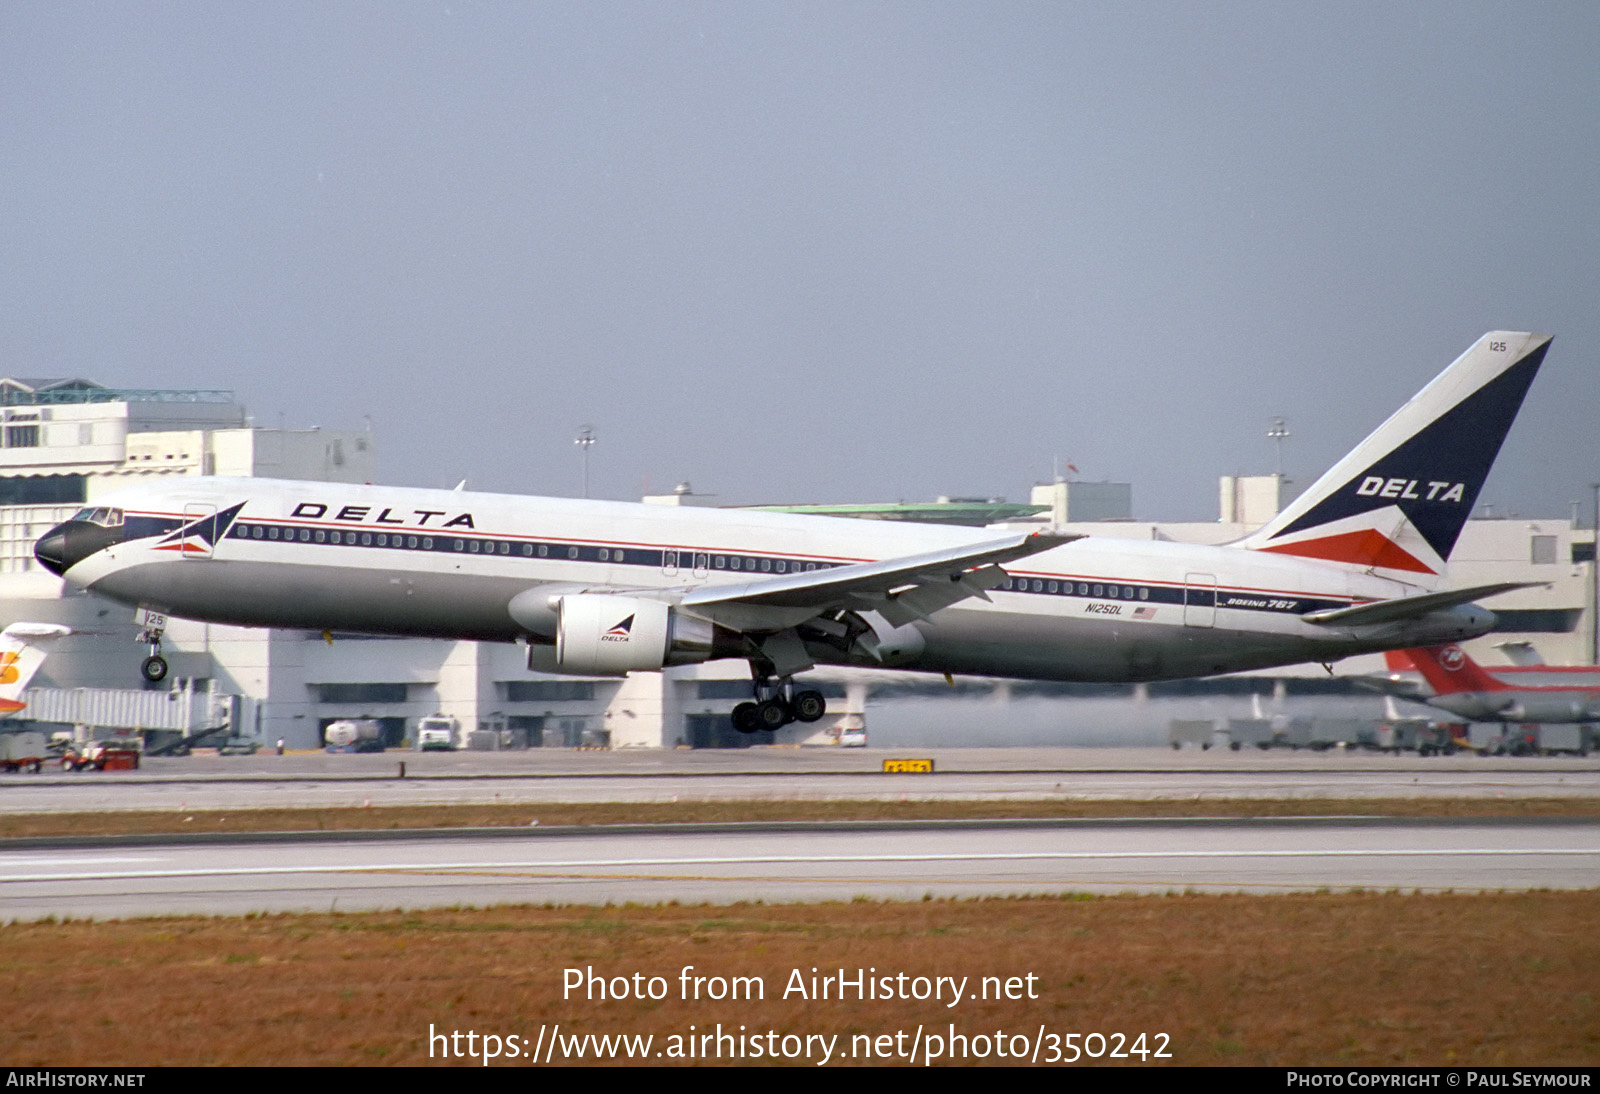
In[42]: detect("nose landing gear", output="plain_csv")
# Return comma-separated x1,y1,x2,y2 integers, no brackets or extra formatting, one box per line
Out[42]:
139,626,168,683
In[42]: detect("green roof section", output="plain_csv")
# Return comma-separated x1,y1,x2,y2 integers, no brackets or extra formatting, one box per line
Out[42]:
0,378,236,406
743,499,1047,527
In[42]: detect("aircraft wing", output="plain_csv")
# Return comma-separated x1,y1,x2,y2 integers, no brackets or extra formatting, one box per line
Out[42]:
1300,581,1544,627
0,623,73,641
678,531,1079,632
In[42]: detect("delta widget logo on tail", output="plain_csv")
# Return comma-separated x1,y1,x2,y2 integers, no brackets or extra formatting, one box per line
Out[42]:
1244,332,1550,578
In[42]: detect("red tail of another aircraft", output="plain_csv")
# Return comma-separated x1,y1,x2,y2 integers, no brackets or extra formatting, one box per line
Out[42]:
1391,644,1507,695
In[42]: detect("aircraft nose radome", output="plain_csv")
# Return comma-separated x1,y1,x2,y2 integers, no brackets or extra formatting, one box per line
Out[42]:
34,527,68,576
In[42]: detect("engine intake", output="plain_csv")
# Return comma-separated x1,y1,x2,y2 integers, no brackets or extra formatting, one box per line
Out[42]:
554,594,716,674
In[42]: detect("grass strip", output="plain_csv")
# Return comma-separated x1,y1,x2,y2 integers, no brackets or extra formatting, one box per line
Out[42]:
2,796,1598,840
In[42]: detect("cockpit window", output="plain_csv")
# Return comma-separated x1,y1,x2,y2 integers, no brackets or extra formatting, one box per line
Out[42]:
71,507,124,528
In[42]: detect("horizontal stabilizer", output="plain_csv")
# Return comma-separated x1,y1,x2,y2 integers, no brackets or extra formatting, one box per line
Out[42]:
1300,581,1542,627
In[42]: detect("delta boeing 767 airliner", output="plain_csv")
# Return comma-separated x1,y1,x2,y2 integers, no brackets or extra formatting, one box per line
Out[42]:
36,331,1549,733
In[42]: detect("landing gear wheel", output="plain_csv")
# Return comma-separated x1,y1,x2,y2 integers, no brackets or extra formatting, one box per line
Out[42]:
757,700,790,731
141,655,169,683
792,690,827,723
732,702,762,734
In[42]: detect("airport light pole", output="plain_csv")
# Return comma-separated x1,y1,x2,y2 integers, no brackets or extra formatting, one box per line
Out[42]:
1267,417,1290,477
575,425,596,499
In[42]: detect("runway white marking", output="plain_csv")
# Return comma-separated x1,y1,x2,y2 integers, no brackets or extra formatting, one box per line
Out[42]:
3,855,163,867
7,816,1595,917
6,846,1597,884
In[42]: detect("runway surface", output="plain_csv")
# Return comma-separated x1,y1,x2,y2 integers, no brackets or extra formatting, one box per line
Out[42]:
4,817,1597,920
4,748,1596,919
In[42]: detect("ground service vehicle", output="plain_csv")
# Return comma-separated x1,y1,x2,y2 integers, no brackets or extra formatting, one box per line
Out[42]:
324,719,384,753
416,714,458,751
0,731,51,773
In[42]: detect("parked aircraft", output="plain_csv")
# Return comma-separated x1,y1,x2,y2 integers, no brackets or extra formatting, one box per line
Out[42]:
1384,644,1600,725
0,622,72,717
34,331,1550,733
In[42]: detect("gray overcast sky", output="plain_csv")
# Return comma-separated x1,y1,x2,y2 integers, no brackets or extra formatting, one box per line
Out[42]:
4,2,1597,521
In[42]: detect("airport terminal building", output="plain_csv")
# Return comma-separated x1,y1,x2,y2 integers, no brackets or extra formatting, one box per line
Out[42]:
0,379,1593,751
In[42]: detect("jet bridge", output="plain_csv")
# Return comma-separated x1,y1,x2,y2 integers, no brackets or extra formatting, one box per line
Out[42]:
17,681,248,744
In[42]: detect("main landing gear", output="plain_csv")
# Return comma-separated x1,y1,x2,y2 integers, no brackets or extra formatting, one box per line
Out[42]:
731,675,827,734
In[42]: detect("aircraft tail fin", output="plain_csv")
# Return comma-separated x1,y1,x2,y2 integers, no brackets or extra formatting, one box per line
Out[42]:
1241,332,1549,583
1397,644,1508,696
0,622,71,716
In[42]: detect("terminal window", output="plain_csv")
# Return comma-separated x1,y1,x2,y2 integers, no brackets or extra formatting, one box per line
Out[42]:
504,681,596,702
315,683,409,704
0,475,86,506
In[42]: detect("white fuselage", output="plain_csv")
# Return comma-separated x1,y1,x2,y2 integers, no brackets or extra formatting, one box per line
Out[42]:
55,478,1492,683
1424,688,1600,724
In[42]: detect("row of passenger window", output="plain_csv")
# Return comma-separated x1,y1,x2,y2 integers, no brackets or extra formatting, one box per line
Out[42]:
229,522,837,574
234,523,564,556
233,521,1146,593
1001,575,1182,604
673,551,834,575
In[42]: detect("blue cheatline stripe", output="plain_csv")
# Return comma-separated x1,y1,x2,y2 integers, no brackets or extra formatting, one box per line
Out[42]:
160,516,1356,619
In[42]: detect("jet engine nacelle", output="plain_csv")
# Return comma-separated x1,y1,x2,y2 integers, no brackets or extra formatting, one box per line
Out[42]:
554,594,715,675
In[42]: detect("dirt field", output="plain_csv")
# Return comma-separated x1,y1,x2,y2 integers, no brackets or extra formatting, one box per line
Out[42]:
2,891,1596,1067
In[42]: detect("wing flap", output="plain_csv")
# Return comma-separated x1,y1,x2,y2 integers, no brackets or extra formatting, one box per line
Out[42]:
680,531,1077,632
